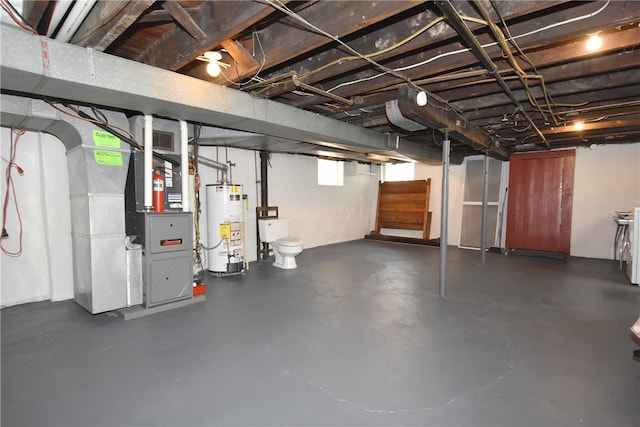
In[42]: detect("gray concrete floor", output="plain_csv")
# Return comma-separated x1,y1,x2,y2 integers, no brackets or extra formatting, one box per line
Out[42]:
2,240,640,426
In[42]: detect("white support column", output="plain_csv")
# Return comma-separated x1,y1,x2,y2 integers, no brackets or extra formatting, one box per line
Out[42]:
144,114,153,210
179,120,190,212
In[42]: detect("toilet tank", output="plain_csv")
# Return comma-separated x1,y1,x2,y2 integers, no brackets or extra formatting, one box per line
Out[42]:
258,218,290,243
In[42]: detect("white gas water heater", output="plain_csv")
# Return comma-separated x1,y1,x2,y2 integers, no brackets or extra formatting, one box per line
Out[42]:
206,184,246,274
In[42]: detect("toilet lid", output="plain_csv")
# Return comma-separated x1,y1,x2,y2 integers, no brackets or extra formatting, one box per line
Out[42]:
277,237,303,247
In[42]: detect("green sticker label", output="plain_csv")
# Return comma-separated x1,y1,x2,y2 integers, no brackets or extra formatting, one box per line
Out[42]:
92,130,120,148
94,150,123,166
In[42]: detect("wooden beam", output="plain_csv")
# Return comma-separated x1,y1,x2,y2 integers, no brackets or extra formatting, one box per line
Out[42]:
137,8,200,24
137,1,286,71
257,1,568,99
220,39,260,76
288,1,640,109
23,0,50,31
71,1,155,50
161,0,206,41
542,118,640,135
185,0,424,81
452,68,640,112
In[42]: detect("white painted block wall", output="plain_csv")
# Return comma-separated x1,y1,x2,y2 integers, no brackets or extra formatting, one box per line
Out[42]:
572,143,640,259
195,148,381,266
1,129,73,307
1,125,638,308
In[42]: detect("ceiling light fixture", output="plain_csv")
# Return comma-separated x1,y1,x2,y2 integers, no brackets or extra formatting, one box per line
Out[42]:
586,34,602,51
196,51,230,77
574,121,585,131
415,90,428,106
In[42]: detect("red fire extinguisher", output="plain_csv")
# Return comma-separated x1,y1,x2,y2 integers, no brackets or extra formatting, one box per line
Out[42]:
153,169,164,213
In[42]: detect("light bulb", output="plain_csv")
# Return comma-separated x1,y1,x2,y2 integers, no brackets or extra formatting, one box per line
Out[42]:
574,121,584,131
207,61,221,77
586,34,602,51
416,91,428,106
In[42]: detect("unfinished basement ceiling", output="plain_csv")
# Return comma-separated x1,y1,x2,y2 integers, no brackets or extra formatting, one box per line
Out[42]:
19,0,640,159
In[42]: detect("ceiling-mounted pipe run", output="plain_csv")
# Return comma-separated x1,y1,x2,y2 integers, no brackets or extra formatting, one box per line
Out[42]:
46,0,74,37
435,0,549,147
291,75,353,106
54,0,97,42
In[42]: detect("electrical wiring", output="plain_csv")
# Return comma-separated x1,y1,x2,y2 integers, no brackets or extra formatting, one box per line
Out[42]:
1,156,23,174
44,98,143,151
44,98,180,171
489,0,559,124
293,16,446,83
259,0,425,95
323,0,611,98
220,29,268,87
456,11,559,126
0,0,38,35
2,127,25,257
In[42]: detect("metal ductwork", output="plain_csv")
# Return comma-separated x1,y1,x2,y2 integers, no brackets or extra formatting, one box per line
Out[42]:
0,21,444,164
1,95,130,313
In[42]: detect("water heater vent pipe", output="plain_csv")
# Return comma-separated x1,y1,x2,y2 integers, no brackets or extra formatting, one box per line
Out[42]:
197,155,229,184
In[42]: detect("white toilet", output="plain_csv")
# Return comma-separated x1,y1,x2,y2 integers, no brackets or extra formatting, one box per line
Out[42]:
258,218,304,269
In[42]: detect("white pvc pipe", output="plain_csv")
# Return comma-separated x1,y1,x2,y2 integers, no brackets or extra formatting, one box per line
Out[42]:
179,120,190,212
54,0,97,43
46,0,74,37
144,114,153,210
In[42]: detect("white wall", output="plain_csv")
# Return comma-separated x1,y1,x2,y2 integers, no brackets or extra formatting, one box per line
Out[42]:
1,129,73,307
571,143,640,259
1,133,381,307
195,148,381,267
268,154,380,249
414,143,640,259
415,160,467,243
2,124,638,308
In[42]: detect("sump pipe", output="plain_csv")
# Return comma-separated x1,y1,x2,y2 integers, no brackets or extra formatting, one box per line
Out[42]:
436,1,549,146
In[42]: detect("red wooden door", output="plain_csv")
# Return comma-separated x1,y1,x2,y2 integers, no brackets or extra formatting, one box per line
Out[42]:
506,149,575,254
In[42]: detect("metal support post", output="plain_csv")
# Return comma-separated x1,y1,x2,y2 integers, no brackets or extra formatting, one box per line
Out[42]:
481,154,489,265
439,130,450,298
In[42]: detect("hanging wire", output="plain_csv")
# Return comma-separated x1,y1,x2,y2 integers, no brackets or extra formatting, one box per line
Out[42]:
0,0,38,34
2,127,25,256
257,0,426,95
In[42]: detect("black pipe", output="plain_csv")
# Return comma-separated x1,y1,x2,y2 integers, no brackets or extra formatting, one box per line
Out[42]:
435,0,549,146
260,151,269,207
258,150,270,261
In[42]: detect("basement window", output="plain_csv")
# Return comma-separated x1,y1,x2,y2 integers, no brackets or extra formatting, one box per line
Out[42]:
317,158,344,186
383,162,414,182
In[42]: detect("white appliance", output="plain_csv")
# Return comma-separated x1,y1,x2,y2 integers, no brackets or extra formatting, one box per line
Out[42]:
206,184,245,274
627,207,640,285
